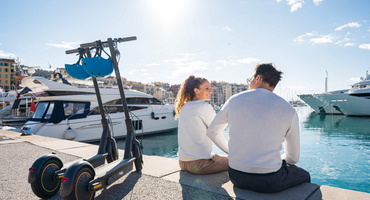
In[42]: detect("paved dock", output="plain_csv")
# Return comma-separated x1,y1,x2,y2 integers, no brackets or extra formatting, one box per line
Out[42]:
0,130,369,200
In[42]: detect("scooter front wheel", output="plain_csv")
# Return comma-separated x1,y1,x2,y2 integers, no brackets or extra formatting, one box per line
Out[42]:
64,167,95,200
30,159,62,199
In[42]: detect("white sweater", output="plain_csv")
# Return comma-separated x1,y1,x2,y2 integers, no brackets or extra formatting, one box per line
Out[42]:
178,100,228,161
207,88,300,173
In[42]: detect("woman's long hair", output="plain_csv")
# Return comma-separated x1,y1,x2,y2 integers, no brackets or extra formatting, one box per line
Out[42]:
174,75,208,118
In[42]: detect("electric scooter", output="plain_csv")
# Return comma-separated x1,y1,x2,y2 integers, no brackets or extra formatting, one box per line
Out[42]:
28,37,143,200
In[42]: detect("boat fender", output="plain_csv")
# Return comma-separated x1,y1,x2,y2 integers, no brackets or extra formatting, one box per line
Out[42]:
151,111,155,119
63,127,76,140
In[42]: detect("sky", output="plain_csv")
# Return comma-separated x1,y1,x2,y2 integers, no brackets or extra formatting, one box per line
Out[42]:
1,0,370,99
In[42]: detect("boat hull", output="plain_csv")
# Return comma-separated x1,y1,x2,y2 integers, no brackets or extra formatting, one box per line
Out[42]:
298,94,342,115
23,107,178,142
318,93,370,116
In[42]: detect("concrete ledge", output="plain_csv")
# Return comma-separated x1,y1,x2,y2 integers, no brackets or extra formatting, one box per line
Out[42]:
163,171,320,200
318,185,370,200
141,155,180,177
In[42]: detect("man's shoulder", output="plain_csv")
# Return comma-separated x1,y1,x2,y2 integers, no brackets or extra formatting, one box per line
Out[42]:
230,90,252,99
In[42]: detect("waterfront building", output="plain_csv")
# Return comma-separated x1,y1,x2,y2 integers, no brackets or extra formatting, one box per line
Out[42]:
153,87,175,104
0,58,16,91
210,81,248,106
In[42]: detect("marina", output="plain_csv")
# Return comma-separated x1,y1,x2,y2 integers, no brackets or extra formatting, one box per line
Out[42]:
1,1,370,199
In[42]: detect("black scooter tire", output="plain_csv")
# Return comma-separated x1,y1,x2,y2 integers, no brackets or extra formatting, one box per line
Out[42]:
64,167,95,200
132,144,143,172
30,159,62,199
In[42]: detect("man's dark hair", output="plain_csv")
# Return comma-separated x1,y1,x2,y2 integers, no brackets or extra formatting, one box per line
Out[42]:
253,63,283,88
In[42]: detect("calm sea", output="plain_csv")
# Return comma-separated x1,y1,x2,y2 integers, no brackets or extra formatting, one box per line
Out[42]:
117,106,370,193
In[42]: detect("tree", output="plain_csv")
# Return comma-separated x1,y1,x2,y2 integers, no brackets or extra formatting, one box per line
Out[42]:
32,69,52,78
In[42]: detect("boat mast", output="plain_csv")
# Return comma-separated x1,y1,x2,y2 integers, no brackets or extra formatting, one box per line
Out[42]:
325,70,328,94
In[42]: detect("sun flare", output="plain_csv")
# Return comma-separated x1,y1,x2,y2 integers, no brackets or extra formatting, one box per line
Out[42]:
146,0,190,30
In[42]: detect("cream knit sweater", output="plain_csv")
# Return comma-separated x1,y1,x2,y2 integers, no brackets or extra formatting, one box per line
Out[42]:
207,88,300,173
178,100,228,161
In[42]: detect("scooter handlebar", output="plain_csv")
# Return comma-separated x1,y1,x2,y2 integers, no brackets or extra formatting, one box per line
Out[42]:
65,36,137,54
116,36,137,43
65,49,80,55
80,41,98,48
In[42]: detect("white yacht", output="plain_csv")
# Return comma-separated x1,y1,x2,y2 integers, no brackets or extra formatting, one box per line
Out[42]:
317,79,370,116
299,71,370,116
20,81,178,142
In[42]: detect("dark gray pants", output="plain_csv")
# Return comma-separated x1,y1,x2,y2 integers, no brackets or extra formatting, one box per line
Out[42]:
228,160,311,193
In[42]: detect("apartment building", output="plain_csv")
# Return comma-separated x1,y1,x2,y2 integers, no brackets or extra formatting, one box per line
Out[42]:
0,58,16,91
210,81,248,106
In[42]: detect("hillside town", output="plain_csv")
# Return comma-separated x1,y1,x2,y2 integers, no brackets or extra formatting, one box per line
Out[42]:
0,58,248,107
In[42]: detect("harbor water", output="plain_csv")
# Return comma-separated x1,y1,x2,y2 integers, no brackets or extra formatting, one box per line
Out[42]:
117,106,370,193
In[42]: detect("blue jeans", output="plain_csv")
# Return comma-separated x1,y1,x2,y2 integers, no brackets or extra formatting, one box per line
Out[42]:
228,160,311,193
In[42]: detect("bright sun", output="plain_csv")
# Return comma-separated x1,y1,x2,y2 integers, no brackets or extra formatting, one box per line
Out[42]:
146,0,190,30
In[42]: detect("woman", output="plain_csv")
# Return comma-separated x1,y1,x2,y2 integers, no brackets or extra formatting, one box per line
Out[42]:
175,75,228,175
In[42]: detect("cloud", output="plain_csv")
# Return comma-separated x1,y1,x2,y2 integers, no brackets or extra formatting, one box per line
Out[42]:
294,32,317,44
313,0,324,5
309,34,335,44
289,0,304,12
162,57,190,64
236,58,260,64
0,50,16,58
276,0,304,12
358,44,370,50
176,53,196,57
295,32,336,44
169,61,210,79
145,63,160,67
128,69,150,76
216,59,233,65
335,37,350,45
216,57,259,65
335,22,361,31
277,0,325,11
344,43,356,47
225,26,232,32
46,41,81,49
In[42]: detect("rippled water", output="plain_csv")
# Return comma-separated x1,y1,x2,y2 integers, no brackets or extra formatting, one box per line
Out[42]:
117,106,370,193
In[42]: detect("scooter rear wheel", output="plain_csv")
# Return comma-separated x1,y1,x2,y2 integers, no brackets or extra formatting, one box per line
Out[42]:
31,159,62,199
132,144,143,172
64,167,95,200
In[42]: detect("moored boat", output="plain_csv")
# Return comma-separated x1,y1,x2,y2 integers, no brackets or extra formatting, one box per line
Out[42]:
298,71,370,116
20,86,178,142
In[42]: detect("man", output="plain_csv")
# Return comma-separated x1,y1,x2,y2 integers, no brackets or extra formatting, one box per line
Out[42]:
206,63,310,193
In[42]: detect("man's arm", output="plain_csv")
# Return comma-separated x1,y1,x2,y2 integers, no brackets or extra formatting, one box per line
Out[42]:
281,111,300,165
206,101,230,154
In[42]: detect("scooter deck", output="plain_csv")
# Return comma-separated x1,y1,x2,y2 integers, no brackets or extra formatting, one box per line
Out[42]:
92,157,135,188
